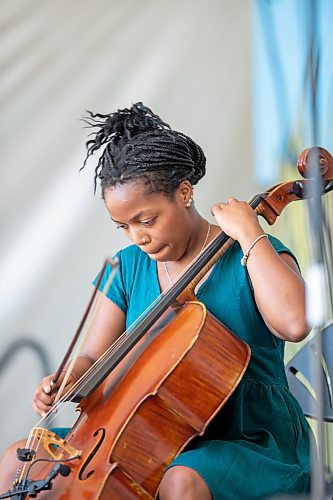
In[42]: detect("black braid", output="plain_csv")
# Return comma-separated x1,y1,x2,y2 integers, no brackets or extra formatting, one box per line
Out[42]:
81,102,206,198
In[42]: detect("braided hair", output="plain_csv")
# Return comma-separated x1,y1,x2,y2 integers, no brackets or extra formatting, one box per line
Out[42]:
82,102,206,199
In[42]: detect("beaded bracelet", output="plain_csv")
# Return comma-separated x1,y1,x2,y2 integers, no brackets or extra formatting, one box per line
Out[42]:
240,234,268,266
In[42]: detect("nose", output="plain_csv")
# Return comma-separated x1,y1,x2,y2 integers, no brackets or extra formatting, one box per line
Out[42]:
129,227,149,246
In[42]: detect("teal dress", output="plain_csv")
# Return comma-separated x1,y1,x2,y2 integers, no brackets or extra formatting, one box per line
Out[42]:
94,235,311,499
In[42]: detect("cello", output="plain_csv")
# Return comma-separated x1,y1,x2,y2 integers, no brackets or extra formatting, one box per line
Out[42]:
3,146,333,499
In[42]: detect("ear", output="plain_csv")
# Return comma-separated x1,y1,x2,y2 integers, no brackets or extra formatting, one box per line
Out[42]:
177,180,193,207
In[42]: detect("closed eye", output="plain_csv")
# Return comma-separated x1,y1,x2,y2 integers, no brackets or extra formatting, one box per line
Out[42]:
140,218,156,226
114,216,156,229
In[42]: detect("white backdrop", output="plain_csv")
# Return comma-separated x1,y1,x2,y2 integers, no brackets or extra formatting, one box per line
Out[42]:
0,0,253,451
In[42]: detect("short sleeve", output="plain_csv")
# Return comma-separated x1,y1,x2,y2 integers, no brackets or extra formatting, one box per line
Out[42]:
245,234,301,292
92,251,127,313
267,234,300,271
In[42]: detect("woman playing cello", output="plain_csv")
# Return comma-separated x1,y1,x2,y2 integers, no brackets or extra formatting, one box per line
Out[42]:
0,102,311,499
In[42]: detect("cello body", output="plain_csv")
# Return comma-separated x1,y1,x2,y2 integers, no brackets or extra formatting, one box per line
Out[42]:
32,300,250,499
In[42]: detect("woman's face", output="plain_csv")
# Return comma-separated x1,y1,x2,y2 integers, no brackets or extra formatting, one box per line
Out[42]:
104,181,193,262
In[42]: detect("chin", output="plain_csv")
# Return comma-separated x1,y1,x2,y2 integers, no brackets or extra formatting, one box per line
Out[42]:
147,254,161,261
147,245,173,262
147,253,168,262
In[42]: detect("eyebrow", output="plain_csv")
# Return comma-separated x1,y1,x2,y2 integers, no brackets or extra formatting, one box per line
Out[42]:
111,210,151,224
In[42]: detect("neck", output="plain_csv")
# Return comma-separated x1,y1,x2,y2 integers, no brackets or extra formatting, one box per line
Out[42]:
162,216,212,286
176,214,211,265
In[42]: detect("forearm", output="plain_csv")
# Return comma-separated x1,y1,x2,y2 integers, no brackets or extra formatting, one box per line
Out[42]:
65,354,96,380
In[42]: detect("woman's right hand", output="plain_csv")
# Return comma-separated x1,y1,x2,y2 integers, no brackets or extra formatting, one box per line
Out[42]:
32,371,77,417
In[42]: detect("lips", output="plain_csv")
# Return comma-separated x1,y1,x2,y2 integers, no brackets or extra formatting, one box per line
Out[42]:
148,248,163,255
147,245,167,255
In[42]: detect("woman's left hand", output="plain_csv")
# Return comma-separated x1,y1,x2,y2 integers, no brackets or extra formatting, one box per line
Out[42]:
211,197,262,243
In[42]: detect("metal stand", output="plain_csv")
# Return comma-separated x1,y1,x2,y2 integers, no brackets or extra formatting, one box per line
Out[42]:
306,147,329,500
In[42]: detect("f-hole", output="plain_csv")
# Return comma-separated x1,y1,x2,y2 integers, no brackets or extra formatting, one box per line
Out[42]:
78,427,106,480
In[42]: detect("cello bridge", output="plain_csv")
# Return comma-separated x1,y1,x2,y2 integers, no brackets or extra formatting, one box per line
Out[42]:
31,427,82,460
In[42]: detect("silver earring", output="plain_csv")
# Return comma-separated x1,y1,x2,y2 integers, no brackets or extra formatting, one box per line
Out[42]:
186,195,193,208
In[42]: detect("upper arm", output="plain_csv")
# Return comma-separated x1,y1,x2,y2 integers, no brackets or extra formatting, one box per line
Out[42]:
79,291,126,362
255,252,307,340
277,252,303,276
